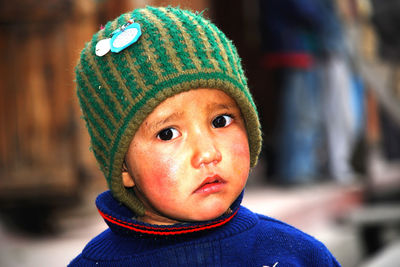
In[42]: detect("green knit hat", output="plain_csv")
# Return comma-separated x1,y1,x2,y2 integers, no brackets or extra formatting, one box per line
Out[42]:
75,6,262,216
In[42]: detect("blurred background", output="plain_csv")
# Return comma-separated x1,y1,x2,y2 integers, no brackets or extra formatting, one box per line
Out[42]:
0,0,400,266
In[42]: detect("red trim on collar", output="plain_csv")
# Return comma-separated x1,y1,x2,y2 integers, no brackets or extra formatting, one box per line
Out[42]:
98,208,239,235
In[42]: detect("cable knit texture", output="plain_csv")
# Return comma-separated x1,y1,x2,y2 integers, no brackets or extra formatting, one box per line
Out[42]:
68,191,341,266
75,6,262,216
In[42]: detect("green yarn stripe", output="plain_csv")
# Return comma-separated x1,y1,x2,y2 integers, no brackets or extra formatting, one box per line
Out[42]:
92,49,127,114
133,11,162,87
140,9,178,76
165,11,203,70
104,56,132,110
77,89,113,145
226,39,248,88
130,39,159,87
209,23,239,79
91,56,125,114
78,102,109,168
179,11,214,70
153,68,238,87
145,13,185,73
102,14,143,111
139,33,164,80
109,12,151,98
224,39,244,85
76,79,112,162
149,7,194,71
207,23,234,76
222,41,241,80
79,100,111,153
107,54,137,110
93,19,131,111
81,47,122,122
156,73,246,96
193,16,227,73
76,65,117,132
187,15,221,71
123,52,147,95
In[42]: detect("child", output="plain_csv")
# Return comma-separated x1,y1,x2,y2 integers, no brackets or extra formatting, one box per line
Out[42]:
70,6,340,266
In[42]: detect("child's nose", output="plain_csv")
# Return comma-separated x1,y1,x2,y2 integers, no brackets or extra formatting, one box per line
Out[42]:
191,135,222,168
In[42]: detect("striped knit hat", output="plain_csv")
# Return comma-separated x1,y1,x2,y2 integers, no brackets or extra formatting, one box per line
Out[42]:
75,6,262,216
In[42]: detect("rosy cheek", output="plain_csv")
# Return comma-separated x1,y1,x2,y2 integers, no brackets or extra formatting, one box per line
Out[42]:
146,156,180,191
142,156,182,209
232,134,250,158
230,134,250,176
233,142,249,157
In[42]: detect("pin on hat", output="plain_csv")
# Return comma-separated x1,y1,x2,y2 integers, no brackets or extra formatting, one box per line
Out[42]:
95,18,142,57
95,38,111,57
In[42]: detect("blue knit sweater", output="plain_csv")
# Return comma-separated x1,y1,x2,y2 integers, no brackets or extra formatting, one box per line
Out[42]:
69,191,340,266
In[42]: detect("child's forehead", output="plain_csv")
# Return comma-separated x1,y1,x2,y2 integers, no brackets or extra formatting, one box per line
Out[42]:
163,88,235,105
140,89,240,127
155,89,238,113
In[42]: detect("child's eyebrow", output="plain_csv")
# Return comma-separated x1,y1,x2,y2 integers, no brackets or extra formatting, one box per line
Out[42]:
206,102,236,111
145,111,184,133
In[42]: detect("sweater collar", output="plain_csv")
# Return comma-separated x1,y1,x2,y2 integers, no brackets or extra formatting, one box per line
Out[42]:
96,190,243,236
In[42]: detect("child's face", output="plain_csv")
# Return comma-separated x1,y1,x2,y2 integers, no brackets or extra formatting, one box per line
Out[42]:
123,89,250,224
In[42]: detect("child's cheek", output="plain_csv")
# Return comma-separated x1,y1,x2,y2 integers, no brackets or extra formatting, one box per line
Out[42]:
145,156,184,210
231,133,250,159
147,156,180,192
230,134,250,174
232,140,250,158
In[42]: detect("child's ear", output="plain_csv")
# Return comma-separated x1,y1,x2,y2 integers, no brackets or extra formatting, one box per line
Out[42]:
122,161,135,187
122,171,135,187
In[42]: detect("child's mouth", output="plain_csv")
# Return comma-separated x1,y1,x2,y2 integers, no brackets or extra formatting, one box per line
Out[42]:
193,175,226,194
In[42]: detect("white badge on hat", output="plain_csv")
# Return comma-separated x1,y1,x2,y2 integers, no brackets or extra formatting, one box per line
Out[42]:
95,38,111,57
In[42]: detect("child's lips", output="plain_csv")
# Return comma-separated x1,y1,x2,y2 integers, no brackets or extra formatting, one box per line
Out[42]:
193,175,226,194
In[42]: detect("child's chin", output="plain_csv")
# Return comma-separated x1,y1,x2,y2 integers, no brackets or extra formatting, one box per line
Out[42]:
191,206,230,222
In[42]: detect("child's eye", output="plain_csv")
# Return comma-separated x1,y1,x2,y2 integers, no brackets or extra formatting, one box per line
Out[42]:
157,128,180,141
212,115,233,128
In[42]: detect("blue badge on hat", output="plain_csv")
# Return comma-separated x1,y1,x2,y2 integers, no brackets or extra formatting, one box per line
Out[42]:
110,20,142,53
95,19,142,57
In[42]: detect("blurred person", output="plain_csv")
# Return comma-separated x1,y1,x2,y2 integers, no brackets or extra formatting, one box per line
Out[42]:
317,0,364,183
259,0,326,184
259,0,362,184
69,6,340,266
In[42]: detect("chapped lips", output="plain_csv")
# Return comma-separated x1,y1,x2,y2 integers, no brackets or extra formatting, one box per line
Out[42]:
193,175,226,194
